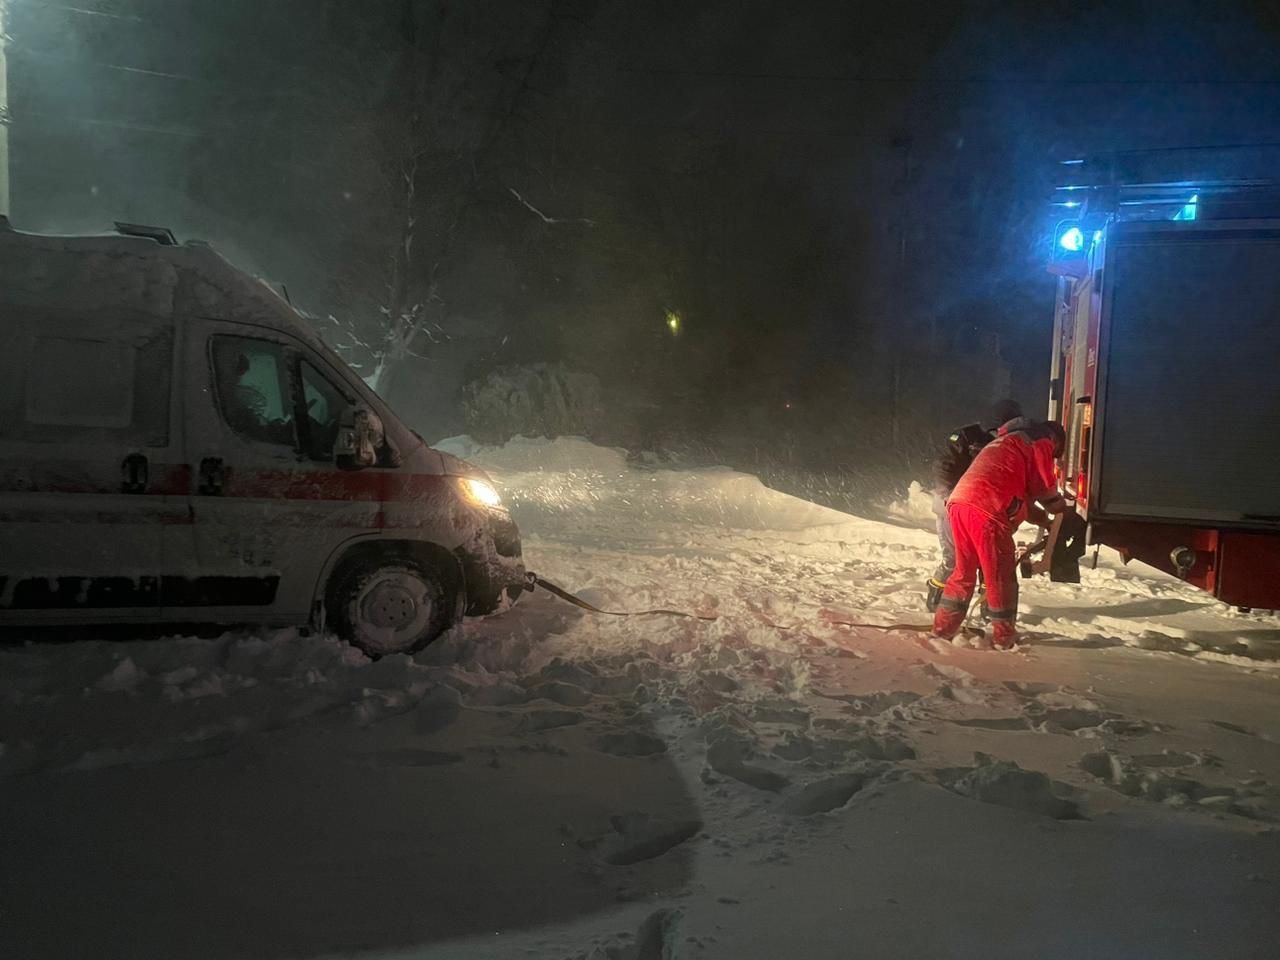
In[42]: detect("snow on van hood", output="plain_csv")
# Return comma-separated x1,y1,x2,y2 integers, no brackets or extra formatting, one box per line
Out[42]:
431,445,492,482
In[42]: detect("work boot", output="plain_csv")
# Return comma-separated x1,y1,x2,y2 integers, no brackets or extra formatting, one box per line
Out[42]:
990,619,1018,651
925,578,946,612
932,602,968,640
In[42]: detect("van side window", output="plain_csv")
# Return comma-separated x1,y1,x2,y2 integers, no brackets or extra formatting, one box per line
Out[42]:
210,337,296,448
8,327,173,446
298,360,346,461
27,337,135,428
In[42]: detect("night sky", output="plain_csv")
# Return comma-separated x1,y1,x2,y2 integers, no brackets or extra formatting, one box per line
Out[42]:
8,0,1280,477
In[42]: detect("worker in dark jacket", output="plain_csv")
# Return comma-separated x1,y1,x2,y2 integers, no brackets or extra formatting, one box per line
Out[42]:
925,399,1024,611
932,419,1067,650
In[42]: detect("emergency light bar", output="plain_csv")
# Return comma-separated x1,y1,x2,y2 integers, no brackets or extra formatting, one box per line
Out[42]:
1052,144,1280,224
1057,225,1085,253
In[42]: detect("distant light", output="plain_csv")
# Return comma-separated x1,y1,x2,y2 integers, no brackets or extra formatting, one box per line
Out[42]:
665,309,682,336
1092,229,1104,245
1174,194,1199,221
1062,201,1082,209
1058,226,1086,253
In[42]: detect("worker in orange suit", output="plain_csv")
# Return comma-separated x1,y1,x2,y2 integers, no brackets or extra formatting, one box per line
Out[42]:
932,419,1067,650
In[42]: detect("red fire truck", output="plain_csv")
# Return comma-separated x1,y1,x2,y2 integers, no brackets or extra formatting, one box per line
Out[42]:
1044,153,1280,609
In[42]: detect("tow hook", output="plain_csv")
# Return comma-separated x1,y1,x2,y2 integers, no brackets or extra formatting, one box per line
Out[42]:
1170,546,1197,579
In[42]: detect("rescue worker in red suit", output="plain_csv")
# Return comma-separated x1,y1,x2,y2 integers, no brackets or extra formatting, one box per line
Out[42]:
932,419,1068,649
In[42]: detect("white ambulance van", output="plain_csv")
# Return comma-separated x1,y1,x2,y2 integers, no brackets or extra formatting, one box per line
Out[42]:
0,217,527,656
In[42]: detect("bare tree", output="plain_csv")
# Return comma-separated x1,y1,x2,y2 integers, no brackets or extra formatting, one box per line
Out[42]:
317,0,584,400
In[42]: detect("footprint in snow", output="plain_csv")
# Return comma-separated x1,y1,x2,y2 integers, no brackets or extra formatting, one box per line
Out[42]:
596,731,668,757
1208,720,1264,739
525,680,593,707
705,736,791,792
1079,750,1271,818
1033,708,1120,734
368,749,463,767
940,753,1083,820
818,690,922,715
465,681,528,707
951,716,1034,731
598,813,702,865
1002,681,1060,697
749,702,811,726
783,770,878,816
519,709,585,733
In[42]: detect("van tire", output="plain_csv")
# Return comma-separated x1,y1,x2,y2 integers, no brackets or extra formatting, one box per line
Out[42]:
328,558,455,658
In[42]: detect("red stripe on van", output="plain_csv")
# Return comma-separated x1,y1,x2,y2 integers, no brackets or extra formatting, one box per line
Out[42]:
0,463,451,504
0,510,192,525
220,469,450,502
151,464,193,496
0,462,190,496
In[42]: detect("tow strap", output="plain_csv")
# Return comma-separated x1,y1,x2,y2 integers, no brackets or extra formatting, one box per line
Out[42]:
822,619,933,632
820,617,986,640
528,576,977,632
529,574,719,622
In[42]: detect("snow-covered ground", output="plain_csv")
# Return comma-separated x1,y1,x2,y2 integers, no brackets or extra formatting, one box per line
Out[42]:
3,436,1279,959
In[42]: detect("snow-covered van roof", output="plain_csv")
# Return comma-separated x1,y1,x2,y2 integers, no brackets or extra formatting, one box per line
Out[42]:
0,215,321,349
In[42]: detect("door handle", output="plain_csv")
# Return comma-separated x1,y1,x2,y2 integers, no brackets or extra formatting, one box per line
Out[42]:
121,453,149,494
198,457,226,496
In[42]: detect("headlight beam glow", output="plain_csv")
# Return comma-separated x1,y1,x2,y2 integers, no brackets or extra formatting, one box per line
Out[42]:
460,477,503,508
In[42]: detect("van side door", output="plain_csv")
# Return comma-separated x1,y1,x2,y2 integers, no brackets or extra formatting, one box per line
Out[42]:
0,307,179,621
172,319,383,623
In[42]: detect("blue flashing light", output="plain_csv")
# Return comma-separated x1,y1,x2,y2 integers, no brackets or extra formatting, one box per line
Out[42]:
1092,229,1104,245
1058,226,1086,253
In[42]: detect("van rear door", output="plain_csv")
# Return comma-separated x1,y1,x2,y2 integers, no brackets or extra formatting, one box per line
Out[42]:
0,302,180,621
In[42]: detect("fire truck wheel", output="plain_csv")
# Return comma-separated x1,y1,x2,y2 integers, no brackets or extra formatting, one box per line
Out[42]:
329,559,454,658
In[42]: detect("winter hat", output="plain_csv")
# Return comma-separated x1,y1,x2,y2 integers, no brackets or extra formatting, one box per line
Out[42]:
985,398,1023,431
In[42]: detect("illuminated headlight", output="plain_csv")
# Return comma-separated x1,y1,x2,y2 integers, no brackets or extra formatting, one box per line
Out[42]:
458,476,503,508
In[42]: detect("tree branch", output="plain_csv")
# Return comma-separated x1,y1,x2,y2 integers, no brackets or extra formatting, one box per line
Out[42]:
507,187,595,225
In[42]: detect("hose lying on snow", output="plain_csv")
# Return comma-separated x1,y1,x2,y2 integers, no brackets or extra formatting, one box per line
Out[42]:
821,616,984,638
528,573,719,621
822,620,934,632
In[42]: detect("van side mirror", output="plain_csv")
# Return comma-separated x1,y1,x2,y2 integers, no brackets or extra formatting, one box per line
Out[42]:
335,404,385,469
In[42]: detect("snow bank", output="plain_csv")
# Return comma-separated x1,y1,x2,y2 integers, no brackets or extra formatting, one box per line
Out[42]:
885,479,936,527
437,434,870,533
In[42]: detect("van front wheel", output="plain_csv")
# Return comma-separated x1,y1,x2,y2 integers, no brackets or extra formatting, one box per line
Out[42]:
329,560,454,658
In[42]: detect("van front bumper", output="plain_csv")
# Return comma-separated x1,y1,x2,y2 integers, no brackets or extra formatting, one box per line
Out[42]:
457,511,528,615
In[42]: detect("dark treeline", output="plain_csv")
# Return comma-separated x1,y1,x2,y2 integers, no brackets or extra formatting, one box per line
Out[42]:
8,0,1280,497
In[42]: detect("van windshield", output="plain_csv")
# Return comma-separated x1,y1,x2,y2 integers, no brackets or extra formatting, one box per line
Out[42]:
299,360,344,460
